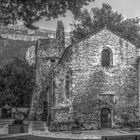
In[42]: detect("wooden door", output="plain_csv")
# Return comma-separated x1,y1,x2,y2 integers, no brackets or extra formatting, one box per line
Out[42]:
101,108,111,128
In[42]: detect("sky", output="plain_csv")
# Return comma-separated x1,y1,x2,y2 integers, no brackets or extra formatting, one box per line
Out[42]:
36,0,140,32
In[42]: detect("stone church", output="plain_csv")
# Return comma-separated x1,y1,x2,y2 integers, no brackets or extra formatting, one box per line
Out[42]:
28,21,140,131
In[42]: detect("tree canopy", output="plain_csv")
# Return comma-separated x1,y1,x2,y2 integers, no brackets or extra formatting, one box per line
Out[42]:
70,3,140,46
0,58,35,107
0,0,94,29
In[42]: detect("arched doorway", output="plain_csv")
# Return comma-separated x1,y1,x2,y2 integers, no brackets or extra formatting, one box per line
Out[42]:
101,108,111,128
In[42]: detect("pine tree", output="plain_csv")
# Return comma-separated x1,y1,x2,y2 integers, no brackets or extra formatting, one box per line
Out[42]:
56,20,65,52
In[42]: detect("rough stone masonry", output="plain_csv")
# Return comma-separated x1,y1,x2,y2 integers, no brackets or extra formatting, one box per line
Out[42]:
28,21,140,130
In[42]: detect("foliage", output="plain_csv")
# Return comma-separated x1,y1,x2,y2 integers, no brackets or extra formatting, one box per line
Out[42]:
114,66,138,122
0,0,94,28
0,57,35,107
115,105,138,124
117,66,138,106
70,3,140,46
0,37,35,67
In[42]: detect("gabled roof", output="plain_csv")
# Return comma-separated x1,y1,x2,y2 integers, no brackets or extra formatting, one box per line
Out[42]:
71,27,136,47
55,27,137,69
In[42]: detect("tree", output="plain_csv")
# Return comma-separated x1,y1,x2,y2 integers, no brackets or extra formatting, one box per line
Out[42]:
70,3,140,46
0,0,94,28
56,20,65,51
0,57,35,107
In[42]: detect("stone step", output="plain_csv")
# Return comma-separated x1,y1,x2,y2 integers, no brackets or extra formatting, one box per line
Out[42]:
32,121,45,131
0,119,14,125
23,120,31,125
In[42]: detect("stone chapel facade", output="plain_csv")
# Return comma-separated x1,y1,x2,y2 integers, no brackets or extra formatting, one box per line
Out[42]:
28,21,140,131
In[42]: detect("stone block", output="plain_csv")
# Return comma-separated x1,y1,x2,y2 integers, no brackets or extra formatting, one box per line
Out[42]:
8,124,29,134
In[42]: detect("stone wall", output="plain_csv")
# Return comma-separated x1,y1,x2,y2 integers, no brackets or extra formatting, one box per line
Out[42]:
54,28,138,127
28,38,60,119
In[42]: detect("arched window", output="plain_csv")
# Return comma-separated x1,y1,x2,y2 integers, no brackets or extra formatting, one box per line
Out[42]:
65,70,72,99
65,73,70,98
101,48,112,67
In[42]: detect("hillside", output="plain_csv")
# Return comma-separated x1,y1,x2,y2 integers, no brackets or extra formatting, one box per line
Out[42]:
0,38,35,66
0,26,70,67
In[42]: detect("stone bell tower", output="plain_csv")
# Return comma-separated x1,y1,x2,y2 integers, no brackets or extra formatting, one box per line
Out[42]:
28,20,66,120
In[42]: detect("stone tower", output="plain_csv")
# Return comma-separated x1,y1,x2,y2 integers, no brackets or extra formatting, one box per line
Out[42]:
28,20,65,120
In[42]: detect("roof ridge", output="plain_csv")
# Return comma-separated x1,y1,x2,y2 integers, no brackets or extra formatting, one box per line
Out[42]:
54,26,137,69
